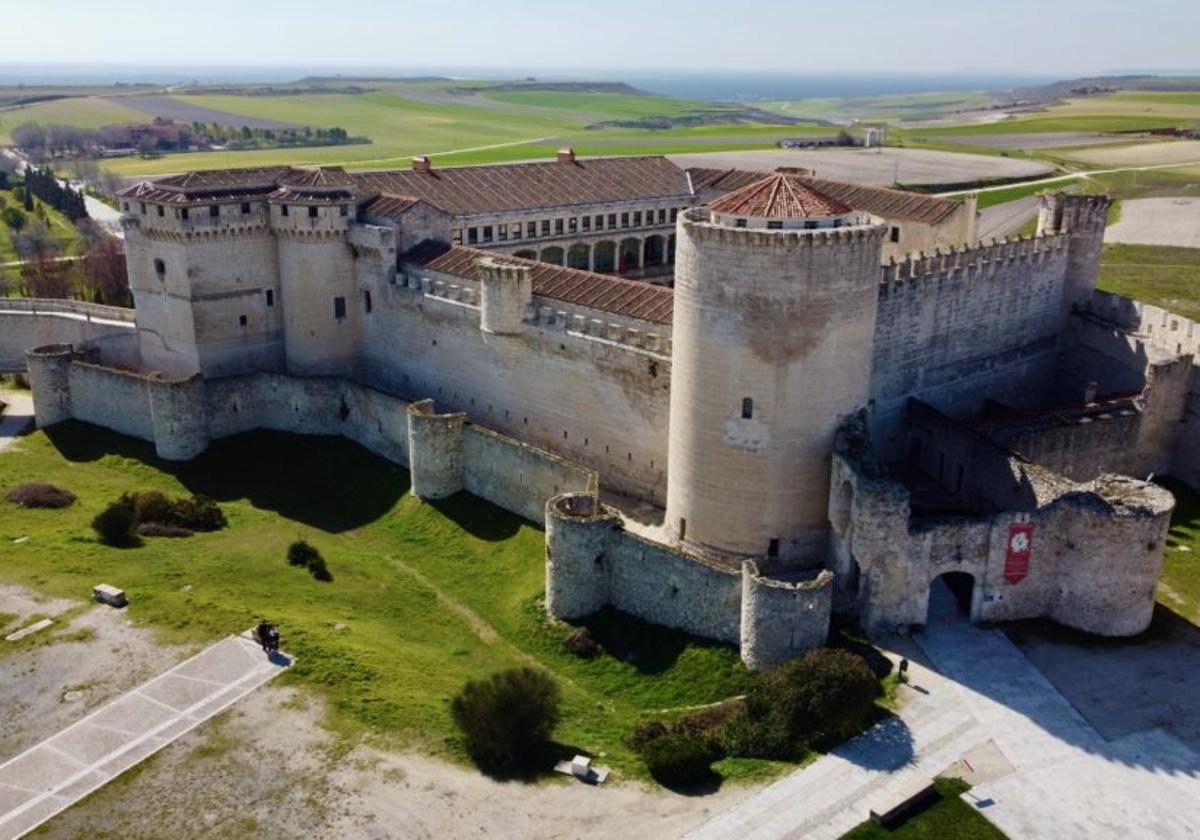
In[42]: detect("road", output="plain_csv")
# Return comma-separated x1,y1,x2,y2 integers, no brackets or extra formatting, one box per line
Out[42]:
687,581,1200,839
938,158,1200,198
1,149,123,239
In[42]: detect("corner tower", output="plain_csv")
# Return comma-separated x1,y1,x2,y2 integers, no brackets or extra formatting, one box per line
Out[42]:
666,173,886,566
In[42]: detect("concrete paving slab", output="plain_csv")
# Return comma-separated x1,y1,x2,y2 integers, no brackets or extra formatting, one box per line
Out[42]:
0,631,291,840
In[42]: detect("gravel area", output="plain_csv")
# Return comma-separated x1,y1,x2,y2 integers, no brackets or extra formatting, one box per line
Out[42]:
670,147,1052,187
0,584,753,838
1068,140,1200,167
1106,197,1200,248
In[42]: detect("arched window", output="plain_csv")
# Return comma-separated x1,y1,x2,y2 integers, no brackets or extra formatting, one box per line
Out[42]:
741,397,753,419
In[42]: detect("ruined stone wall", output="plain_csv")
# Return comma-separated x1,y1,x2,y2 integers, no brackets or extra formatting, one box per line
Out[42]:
0,301,137,371
871,234,1071,455
831,414,1173,638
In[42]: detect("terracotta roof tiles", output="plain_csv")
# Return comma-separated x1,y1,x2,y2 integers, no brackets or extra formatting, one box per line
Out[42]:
707,172,853,219
404,242,673,325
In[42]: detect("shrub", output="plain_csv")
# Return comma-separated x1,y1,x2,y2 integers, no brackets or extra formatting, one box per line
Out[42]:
728,648,880,758
627,720,668,753
132,490,172,524
641,733,719,787
166,494,226,531
5,483,75,508
563,627,598,658
136,521,193,538
92,494,137,546
287,539,319,567
450,667,561,775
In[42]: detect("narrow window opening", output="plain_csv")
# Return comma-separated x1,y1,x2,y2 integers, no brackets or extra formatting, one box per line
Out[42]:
265,289,274,307
209,205,219,218
180,207,189,220
153,258,165,276
741,397,753,419
238,315,247,327
308,205,319,219
334,296,346,320
281,205,289,217
679,518,687,541
241,202,251,214
890,226,901,243
364,290,373,314
768,538,780,558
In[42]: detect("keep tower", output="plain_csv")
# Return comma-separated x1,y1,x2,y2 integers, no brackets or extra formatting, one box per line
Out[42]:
666,173,887,567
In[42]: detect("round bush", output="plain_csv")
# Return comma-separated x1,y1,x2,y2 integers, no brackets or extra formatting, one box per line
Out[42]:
642,733,719,787
92,495,137,546
287,539,319,567
450,667,561,775
733,648,881,757
5,483,76,509
132,490,172,524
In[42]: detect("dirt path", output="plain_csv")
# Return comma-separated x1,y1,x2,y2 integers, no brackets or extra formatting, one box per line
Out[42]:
0,391,33,453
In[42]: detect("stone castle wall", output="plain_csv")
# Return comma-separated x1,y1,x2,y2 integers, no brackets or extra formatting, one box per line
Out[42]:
870,234,1073,456
358,260,671,504
544,492,833,669
0,301,138,372
831,413,1172,637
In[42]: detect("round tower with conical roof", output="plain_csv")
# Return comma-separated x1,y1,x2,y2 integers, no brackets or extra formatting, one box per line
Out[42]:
666,173,887,568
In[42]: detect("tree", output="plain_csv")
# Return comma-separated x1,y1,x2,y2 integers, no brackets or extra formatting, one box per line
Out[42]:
1,207,26,232
450,668,561,775
92,494,138,546
81,237,130,306
10,122,46,154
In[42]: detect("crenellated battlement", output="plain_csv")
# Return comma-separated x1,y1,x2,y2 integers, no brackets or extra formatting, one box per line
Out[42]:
680,208,887,249
879,232,1069,289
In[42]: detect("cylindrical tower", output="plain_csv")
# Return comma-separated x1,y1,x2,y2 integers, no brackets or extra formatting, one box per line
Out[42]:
666,173,886,566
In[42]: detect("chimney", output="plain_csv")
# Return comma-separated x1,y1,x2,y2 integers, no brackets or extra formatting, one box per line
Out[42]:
412,156,432,173
557,148,576,164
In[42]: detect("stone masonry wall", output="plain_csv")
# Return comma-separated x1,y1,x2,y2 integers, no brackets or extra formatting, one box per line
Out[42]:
0,301,137,372
870,235,1071,456
545,492,833,669
831,413,1173,638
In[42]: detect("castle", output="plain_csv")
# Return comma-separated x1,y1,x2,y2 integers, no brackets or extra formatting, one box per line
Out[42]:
3,152,1194,669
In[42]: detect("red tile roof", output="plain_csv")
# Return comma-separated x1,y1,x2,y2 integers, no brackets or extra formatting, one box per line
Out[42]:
707,172,853,219
688,166,961,225
350,156,692,216
404,242,673,325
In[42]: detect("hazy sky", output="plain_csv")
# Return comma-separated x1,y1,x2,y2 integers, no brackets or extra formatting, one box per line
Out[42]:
5,0,1197,75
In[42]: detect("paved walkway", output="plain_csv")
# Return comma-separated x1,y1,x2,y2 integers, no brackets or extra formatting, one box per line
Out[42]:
687,582,1200,839
0,392,34,453
0,633,291,840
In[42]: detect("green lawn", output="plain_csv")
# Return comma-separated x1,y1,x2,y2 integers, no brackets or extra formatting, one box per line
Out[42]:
1159,479,1200,624
1098,244,1200,321
0,186,82,280
840,778,1005,839
0,422,757,778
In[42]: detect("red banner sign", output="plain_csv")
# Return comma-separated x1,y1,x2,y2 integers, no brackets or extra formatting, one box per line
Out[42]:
1005,521,1034,583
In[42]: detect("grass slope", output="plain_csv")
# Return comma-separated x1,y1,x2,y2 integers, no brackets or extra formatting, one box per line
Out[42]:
839,779,1004,839
0,423,754,777
1159,479,1200,624
1098,244,1200,321
0,186,82,276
